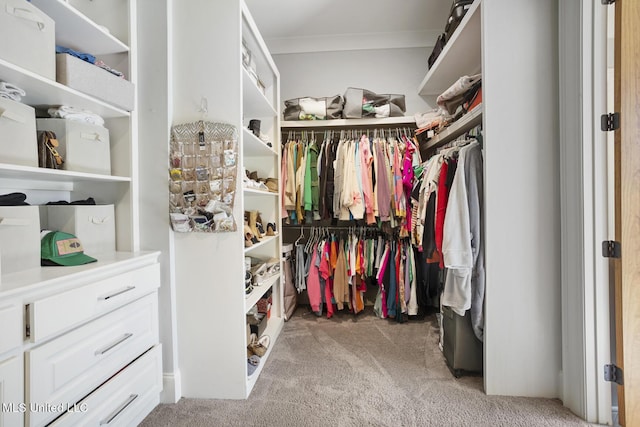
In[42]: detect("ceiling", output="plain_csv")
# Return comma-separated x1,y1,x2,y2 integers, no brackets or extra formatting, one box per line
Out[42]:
244,0,451,55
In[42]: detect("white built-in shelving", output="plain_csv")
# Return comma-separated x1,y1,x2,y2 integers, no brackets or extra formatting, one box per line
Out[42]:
281,116,416,128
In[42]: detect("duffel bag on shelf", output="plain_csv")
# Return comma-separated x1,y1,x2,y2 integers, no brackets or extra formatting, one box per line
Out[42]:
343,87,406,119
445,0,475,41
283,95,343,120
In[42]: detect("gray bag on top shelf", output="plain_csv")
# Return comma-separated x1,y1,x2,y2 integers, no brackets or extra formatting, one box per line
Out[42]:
283,95,343,120
343,87,406,119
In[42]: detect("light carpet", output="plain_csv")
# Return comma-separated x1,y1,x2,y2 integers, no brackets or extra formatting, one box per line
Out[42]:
141,308,595,427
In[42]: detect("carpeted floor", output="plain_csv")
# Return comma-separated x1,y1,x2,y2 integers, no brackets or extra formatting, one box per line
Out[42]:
141,307,595,427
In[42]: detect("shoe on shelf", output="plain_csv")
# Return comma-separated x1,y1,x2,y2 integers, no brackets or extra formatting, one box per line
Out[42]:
265,178,278,193
247,354,260,376
247,333,267,357
266,223,278,236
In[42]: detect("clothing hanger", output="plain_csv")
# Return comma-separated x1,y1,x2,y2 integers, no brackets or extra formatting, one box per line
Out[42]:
295,226,305,246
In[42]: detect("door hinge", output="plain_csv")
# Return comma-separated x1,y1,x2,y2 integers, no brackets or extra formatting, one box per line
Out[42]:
605,364,624,385
602,0,615,4
601,112,620,131
602,240,621,258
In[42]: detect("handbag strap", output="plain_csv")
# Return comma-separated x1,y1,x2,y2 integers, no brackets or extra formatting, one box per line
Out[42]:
42,131,63,166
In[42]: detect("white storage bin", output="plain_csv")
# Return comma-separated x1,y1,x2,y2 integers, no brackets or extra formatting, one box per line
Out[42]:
0,0,55,79
56,53,135,111
0,206,41,275
36,118,111,175
46,204,116,255
0,98,38,167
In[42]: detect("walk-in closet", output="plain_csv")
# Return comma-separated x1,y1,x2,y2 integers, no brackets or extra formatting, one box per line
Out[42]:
0,0,631,425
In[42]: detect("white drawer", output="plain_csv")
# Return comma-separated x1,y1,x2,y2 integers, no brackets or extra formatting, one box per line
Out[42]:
48,345,162,427
28,263,160,343
25,293,158,427
0,303,21,355
0,354,24,427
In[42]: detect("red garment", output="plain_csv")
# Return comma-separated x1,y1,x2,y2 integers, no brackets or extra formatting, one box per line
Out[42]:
435,161,449,268
319,242,334,318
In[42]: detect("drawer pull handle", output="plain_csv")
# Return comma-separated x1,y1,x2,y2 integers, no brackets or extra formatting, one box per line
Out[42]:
80,132,102,142
99,393,138,425
99,286,135,301
0,108,26,123
95,333,133,356
89,216,111,225
0,217,30,226
5,5,46,31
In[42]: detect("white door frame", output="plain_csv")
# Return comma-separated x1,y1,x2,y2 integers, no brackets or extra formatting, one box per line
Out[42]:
559,0,612,424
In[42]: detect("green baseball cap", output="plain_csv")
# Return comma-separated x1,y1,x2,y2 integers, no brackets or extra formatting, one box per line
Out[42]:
41,231,97,266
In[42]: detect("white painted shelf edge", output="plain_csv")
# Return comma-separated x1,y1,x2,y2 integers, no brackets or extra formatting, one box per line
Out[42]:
246,315,284,392
281,116,416,128
242,128,277,157
417,0,482,96
425,105,483,150
243,188,278,197
30,0,129,55
0,162,130,183
243,235,278,254
245,274,279,312
0,251,160,297
0,59,130,119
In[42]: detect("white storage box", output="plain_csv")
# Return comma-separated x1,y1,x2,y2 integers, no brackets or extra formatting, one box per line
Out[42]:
56,53,135,111
0,0,55,79
36,118,111,175
0,206,41,275
0,98,38,167
46,204,116,255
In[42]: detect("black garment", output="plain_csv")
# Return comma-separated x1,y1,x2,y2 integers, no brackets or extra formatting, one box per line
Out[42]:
320,138,337,220
423,192,437,258
0,192,29,206
46,197,96,205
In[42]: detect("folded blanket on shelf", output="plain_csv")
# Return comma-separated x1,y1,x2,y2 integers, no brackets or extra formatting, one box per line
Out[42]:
0,81,26,102
48,105,105,127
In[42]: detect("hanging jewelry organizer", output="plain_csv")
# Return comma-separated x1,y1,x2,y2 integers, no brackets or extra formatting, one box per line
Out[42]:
169,119,239,232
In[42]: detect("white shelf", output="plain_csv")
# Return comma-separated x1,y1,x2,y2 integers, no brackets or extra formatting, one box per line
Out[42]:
246,315,284,392
30,0,129,55
0,251,159,297
0,59,130,119
244,235,278,254
242,67,276,119
418,0,482,96
0,163,130,186
425,105,483,150
243,128,277,157
245,274,279,313
243,188,278,197
281,116,416,128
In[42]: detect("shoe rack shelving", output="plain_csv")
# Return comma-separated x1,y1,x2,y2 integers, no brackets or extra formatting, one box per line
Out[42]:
172,0,283,399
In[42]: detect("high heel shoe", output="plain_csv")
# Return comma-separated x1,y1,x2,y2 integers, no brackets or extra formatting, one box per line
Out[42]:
248,211,262,240
266,222,277,236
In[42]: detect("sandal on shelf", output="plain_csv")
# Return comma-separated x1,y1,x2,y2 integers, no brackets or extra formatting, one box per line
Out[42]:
247,354,260,376
258,335,270,349
248,333,267,357
266,223,278,236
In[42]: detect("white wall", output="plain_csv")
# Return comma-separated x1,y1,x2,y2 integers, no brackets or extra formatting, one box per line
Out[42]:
482,0,562,397
273,47,433,117
137,0,182,403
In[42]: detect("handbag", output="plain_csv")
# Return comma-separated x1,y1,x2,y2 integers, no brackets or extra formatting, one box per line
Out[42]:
37,130,64,169
343,88,406,119
428,33,447,69
283,95,343,120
